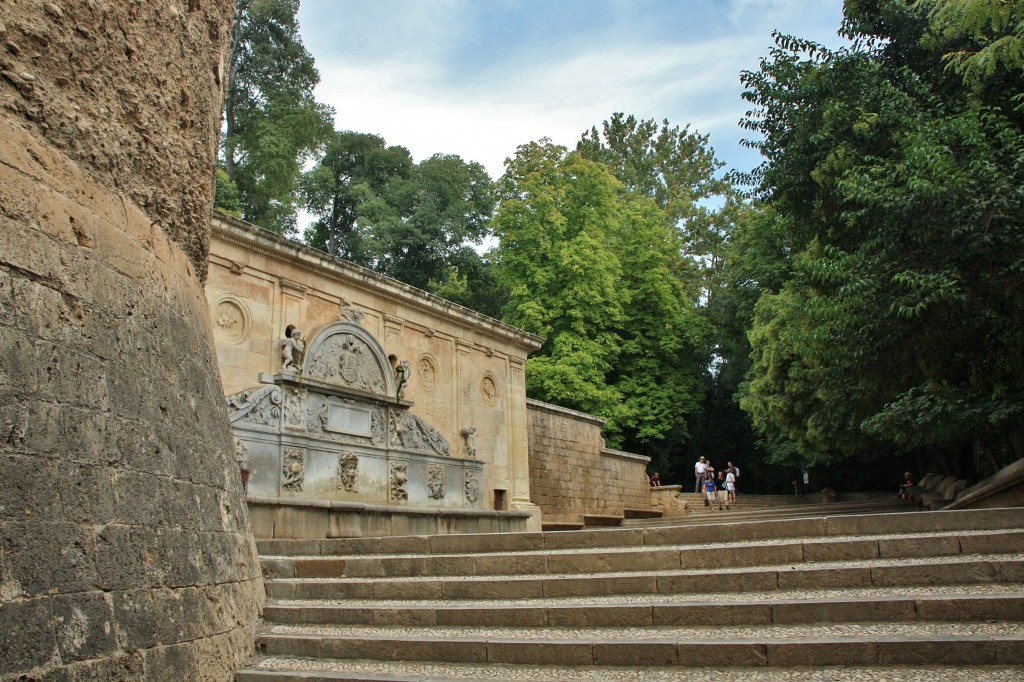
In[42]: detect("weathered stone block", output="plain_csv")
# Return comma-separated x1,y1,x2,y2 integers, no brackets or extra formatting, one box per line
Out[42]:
111,590,159,652
53,591,117,663
0,597,56,675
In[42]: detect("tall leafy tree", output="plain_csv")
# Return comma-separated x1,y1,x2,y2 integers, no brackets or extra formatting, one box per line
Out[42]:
493,141,626,421
736,1,1024,477
222,0,334,234
360,154,496,290
301,131,413,259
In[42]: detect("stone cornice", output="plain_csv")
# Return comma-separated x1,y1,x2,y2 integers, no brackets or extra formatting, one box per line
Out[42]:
212,212,544,353
601,448,651,464
526,398,606,426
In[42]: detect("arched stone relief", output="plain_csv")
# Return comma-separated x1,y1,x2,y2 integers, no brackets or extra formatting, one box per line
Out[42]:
302,322,395,397
213,295,251,345
417,353,439,393
480,371,501,407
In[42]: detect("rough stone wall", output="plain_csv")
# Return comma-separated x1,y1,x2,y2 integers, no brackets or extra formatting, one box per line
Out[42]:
1,1,263,680
527,400,650,522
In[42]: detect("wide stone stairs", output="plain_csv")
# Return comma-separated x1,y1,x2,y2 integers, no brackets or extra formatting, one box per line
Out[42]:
236,507,1024,681
628,495,914,527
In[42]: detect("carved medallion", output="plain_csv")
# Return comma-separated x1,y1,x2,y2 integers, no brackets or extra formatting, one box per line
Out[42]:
282,448,304,493
337,451,358,492
213,297,250,345
427,464,446,499
481,373,500,406
390,461,408,501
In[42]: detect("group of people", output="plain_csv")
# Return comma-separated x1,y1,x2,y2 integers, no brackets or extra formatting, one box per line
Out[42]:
696,456,739,510
648,457,741,511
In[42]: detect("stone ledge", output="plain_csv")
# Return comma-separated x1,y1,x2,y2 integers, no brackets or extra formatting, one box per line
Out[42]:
247,496,531,519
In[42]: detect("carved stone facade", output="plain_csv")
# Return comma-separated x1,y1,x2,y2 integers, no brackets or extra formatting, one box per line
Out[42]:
209,214,544,530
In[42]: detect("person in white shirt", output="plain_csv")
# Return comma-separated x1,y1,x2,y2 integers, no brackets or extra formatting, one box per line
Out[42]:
725,469,737,504
694,457,706,493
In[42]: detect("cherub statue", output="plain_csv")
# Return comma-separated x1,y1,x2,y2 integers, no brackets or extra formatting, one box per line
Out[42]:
394,359,411,400
281,324,305,372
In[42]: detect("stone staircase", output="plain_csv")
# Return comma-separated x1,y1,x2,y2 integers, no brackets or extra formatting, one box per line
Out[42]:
235,507,1024,681
629,495,914,527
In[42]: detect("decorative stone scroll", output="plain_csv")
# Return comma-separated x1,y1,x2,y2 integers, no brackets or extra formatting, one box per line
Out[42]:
427,464,445,499
227,386,282,425
282,448,304,493
338,298,366,324
389,408,451,456
390,461,408,500
337,451,358,492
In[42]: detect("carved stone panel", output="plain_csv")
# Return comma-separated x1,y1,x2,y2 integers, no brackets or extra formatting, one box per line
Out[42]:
282,448,305,493
390,461,408,501
337,451,358,492
465,470,480,505
227,386,282,426
427,464,445,499
213,297,250,345
283,388,305,430
389,408,451,456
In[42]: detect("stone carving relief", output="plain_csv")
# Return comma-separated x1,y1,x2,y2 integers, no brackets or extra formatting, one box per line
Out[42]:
283,388,305,430
282,448,304,493
460,426,477,459
389,408,452,456
227,386,282,425
390,461,408,501
427,464,445,499
465,471,480,505
306,332,386,395
337,451,359,492
280,326,305,372
417,354,438,392
481,372,500,406
214,298,249,345
394,360,411,400
338,298,365,324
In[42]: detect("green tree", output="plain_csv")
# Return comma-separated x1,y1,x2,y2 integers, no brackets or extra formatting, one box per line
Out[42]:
301,131,412,259
736,2,1024,477
361,154,496,290
223,0,334,234
493,141,626,420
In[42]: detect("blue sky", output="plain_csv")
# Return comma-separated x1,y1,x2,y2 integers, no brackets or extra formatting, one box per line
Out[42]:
296,0,847,180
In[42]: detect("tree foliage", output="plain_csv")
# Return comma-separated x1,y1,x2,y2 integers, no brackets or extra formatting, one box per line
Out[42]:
736,0,1024,475
493,138,712,448
221,0,334,234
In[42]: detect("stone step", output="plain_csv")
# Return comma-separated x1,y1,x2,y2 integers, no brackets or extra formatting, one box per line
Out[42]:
259,528,1024,582
255,507,1024,557
236,659,1024,682
622,507,662,519
261,587,1024,628
250,621,1024,668
628,500,912,523
265,554,1024,601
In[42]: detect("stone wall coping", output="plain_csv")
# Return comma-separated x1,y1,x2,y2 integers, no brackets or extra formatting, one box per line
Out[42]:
246,495,532,519
526,399,606,425
601,447,651,464
213,213,544,352
944,456,1024,510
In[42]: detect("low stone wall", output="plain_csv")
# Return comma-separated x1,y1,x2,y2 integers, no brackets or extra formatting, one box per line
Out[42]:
526,400,651,523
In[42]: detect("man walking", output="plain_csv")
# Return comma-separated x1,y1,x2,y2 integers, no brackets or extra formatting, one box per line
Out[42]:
694,457,707,493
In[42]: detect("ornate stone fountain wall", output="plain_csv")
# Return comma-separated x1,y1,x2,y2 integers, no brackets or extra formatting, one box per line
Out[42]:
208,211,548,535
228,322,487,524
